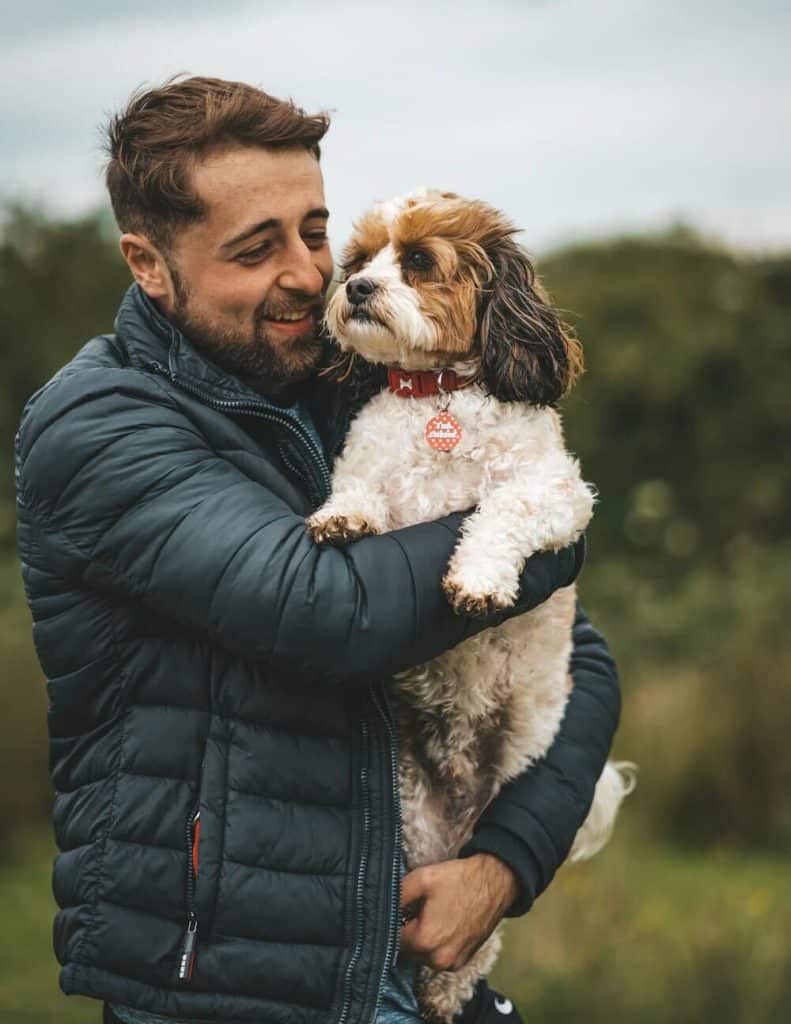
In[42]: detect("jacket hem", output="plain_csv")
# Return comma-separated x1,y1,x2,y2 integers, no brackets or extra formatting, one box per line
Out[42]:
60,962,333,1024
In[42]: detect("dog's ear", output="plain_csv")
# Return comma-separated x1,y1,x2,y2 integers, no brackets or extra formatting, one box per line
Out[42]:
477,237,583,406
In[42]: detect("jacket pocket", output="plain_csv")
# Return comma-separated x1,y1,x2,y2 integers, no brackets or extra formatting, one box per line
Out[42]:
192,808,202,879
178,734,226,983
178,805,200,982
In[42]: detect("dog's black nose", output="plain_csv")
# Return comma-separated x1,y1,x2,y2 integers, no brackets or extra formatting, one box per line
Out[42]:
346,278,377,305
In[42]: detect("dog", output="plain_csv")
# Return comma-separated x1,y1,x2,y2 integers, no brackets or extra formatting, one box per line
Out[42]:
308,188,634,1023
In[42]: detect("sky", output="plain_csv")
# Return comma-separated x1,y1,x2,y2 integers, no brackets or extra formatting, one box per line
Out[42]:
1,0,789,254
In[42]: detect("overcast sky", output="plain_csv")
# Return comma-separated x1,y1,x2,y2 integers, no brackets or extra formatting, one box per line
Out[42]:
1,0,789,254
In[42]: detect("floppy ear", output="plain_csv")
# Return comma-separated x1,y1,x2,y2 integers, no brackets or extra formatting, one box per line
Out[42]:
477,236,583,406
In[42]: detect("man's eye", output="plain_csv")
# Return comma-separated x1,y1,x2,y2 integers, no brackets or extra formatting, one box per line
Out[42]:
304,231,329,247
405,248,433,271
236,243,272,264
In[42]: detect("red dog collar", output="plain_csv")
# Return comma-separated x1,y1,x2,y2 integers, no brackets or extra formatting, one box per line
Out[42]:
387,367,473,398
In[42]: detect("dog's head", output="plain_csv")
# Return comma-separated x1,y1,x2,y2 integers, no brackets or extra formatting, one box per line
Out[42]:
325,188,582,405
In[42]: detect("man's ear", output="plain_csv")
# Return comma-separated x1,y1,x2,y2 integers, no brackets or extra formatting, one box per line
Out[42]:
119,233,175,308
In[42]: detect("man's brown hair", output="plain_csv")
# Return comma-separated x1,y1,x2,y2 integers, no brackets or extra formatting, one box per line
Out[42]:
105,75,330,251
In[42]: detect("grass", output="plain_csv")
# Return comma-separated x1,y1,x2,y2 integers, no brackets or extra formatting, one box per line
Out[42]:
0,829,95,1023
2,827,789,1023
493,824,791,1023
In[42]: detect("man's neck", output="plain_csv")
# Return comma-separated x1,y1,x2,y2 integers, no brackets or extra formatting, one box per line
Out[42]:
257,379,311,408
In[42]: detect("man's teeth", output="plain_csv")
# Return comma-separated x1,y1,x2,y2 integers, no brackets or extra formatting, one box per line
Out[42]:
269,312,312,322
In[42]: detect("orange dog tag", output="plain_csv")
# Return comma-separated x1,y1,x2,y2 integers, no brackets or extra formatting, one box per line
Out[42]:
425,412,463,452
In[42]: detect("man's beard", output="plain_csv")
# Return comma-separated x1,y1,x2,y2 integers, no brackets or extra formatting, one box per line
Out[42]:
169,267,325,396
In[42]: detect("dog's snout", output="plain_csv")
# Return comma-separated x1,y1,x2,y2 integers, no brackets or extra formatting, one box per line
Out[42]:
346,278,377,306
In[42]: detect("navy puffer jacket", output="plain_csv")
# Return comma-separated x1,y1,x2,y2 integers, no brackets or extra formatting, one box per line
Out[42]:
14,284,620,1023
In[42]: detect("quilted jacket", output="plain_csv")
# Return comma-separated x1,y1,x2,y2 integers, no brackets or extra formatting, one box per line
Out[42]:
14,284,620,1023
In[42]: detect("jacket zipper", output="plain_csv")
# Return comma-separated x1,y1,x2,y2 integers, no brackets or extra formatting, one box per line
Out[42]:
179,732,209,984
178,805,200,981
336,717,371,1024
370,683,403,1023
148,361,332,505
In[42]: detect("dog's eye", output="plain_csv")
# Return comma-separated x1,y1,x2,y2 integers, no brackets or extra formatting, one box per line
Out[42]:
340,258,366,280
405,248,433,272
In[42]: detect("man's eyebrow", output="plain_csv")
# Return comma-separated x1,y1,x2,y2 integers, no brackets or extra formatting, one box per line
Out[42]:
221,208,330,252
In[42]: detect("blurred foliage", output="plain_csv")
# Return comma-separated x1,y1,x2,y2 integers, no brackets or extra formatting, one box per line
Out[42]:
1,204,789,1019
538,231,791,852
0,204,130,550
493,824,791,1023
553,228,790,564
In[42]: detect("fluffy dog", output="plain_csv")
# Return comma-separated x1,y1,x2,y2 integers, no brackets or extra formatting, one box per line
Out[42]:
308,189,634,1023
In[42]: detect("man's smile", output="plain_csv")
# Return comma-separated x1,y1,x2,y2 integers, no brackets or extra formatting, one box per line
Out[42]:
264,313,315,335
261,307,320,337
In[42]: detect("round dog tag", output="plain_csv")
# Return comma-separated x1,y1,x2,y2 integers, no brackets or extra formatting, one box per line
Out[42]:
425,411,463,451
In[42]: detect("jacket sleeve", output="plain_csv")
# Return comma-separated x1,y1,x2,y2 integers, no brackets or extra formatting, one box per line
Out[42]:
15,368,583,687
457,602,621,914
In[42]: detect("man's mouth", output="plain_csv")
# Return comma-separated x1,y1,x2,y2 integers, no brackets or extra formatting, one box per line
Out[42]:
268,310,314,322
262,309,318,335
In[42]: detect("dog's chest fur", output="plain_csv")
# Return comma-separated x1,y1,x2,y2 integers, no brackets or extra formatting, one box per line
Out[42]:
350,384,563,524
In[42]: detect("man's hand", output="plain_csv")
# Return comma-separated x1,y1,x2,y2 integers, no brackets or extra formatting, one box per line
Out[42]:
398,853,518,972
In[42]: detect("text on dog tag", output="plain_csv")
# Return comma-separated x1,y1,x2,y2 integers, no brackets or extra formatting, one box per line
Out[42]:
425,411,463,452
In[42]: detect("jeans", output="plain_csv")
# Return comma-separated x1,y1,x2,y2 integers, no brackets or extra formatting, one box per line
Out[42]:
376,953,423,1024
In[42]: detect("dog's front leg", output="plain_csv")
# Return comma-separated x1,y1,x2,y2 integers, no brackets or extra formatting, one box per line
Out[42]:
442,461,594,615
307,475,390,545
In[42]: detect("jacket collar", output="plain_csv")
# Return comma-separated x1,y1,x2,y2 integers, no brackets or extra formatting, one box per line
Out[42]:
116,283,269,405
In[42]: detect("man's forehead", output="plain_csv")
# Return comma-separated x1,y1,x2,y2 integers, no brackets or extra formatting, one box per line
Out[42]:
190,146,326,234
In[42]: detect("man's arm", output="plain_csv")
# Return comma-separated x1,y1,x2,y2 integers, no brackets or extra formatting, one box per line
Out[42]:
15,368,583,687
399,604,620,970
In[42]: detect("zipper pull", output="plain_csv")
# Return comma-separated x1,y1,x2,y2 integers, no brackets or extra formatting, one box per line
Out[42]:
178,913,198,981
149,360,176,383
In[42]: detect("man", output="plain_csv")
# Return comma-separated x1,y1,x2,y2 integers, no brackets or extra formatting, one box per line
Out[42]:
15,77,620,1024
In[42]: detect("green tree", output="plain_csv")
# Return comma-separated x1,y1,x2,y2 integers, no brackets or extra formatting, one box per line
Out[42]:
0,204,130,551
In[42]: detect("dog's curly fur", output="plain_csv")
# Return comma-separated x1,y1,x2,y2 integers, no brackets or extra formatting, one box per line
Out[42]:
309,189,634,1022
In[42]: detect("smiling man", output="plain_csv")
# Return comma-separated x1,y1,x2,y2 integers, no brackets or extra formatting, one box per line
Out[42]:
152,150,332,391
14,77,620,1024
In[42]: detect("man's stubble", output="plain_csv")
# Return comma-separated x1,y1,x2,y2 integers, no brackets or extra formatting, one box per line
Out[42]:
169,264,325,396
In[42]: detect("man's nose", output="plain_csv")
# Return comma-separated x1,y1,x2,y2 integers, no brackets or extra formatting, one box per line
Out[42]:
346,278,378,306
278,241,326,296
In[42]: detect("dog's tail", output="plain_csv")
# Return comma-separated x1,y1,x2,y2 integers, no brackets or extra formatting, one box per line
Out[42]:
568,760,637,864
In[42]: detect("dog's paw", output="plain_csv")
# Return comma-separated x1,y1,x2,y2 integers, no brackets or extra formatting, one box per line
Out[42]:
307,512,380,546
442,573,515,617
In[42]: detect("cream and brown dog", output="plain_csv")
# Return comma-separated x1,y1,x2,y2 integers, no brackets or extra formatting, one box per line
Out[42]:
308,188,634,1023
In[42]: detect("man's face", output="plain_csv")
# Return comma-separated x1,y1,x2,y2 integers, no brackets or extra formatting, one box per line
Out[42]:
163,145,334,394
